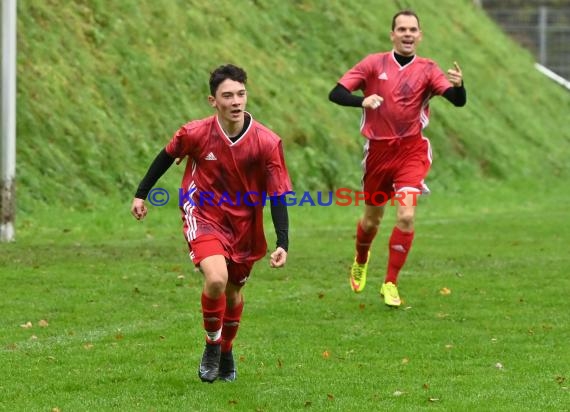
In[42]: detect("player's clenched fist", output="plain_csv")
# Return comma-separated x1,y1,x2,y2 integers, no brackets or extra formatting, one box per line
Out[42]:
131,198,147,220
270,247,287,268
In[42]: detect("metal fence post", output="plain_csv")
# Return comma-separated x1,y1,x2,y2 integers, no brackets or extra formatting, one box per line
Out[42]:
538,6,547,66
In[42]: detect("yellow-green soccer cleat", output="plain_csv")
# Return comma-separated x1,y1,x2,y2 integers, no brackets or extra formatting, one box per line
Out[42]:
380,282,401,307
349,252,370,293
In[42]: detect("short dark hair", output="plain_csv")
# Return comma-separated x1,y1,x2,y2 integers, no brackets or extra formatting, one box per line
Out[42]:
209,64,247,96
391,9,420,31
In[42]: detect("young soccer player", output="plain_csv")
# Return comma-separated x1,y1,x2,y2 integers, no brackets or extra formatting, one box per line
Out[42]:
131,64,292,382
328,9,466,307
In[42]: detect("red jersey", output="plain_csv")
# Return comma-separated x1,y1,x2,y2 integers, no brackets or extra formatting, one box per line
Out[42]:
338,51,452,140
165,113,292,263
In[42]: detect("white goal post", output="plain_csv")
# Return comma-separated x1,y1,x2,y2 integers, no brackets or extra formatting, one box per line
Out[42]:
1,0,16,242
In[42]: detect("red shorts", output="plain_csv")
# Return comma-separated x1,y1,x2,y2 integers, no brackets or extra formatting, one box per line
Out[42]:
188,235,254,285
362,136,432,206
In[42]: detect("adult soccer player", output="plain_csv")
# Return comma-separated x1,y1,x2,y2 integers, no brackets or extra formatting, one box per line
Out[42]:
328,9,466,307
131,64,292,382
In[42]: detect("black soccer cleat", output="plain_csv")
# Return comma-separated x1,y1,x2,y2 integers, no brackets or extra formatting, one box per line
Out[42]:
198,342,221,383
218,349,237,382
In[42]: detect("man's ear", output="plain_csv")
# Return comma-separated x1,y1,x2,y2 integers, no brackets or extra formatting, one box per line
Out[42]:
208,95,216,108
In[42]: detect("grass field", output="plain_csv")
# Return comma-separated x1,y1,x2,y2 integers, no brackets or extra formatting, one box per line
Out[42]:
1,179,569,411
8,1,570,411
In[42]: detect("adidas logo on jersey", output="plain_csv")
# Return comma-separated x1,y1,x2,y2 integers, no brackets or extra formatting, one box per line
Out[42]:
204,152,217,161
378,72,388,80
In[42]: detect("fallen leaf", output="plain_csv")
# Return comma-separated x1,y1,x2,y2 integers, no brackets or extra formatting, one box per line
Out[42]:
20,321,32,329
326,394,334,400
445,344,453,349
393,390,405,396
495,362,503,369
436,312,449,318
52,408,61,412
555,375,565,385
38,319,49,328
401,358,409,365
322,351,330,359
83,343,94,350
318,292,325,299
359,303,366,310
422,383,429,390
440,287,451,295
428,397,440,402
159,335,166,340
304,401,312,407
403,306,413,310
277,358,283,368
30,335,38,340
228,399,238,405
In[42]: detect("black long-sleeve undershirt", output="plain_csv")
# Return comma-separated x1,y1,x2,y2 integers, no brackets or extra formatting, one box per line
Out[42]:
270,196,289,251
134,148,175,199
328,82,466,108
442,85,466,107
328,84,364,108
133,148,289,251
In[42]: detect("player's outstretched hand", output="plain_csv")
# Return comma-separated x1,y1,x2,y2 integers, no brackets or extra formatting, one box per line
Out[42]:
131,197,148,221
447,61,463,87
270,247,287,268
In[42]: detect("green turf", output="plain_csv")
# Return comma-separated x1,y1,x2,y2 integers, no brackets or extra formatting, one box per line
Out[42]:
5,0,570,410
2,181,569,411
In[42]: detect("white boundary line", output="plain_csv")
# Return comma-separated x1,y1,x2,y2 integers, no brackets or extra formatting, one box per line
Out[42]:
534,63,570,91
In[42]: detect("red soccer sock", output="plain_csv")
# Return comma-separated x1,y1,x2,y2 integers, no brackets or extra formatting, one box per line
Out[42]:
221,299,244,353
356,220,378,264
201,292,226,344
385,227,415,284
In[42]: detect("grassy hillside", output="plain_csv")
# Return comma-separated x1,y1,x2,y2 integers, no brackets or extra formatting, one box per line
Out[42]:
16,0,570,211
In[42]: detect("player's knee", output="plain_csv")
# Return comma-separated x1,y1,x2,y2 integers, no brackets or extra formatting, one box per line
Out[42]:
361,216,381,232
397,212,415,230
204,275,227,295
